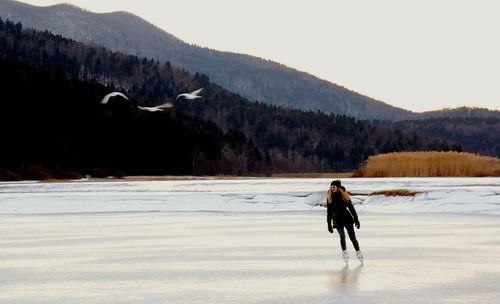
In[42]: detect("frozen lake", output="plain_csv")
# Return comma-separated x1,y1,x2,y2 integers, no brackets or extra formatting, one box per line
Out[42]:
0,178,499,303
1,177,499,215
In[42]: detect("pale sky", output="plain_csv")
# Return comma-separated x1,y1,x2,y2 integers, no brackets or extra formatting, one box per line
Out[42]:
20,0,500,112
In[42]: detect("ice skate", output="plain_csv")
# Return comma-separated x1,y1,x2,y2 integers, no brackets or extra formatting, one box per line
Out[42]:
356,250,364,263
342,250,349,263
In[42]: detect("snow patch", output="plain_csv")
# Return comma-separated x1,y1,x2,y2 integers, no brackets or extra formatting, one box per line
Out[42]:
0,177,498,216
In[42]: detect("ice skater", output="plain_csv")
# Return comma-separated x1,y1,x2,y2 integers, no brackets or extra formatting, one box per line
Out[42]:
327,180,364,264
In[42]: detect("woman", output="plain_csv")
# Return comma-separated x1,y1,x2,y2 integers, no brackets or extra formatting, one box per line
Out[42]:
327,180,363,263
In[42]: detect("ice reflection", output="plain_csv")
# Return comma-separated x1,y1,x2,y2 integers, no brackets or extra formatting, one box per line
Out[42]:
330,264,363,289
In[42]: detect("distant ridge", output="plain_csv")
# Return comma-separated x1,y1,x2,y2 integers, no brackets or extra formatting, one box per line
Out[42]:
418,106,500,119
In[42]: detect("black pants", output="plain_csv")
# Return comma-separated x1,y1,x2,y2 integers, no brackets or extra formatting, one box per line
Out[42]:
336,224,360,251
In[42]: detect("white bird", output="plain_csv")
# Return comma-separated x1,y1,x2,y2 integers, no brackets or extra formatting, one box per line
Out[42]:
100,92,129,104
137,102,174,112
176,88,203,100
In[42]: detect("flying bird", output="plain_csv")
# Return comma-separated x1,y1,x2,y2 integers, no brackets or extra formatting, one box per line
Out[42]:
137,102,174,112
176,88,203,100
100,92,129,104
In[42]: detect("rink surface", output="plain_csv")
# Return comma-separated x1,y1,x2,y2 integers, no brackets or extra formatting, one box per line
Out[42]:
1,212,499,303
0,178,499,303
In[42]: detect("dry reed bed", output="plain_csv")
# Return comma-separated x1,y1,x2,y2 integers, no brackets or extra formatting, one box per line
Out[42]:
370,189,418,196
360,151,500,177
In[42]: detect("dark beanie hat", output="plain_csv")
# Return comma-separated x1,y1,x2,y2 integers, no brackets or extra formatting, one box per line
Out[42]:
330,180,341,187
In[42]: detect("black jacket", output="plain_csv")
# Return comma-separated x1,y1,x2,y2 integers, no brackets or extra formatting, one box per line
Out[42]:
327,192,358,226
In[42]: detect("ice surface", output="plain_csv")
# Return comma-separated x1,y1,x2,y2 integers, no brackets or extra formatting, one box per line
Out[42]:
0,178,499,303
0,213,499,303
0,177,499,215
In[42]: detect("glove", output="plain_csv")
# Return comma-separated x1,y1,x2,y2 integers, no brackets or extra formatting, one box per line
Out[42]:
328,222,333,233
354,218,360,229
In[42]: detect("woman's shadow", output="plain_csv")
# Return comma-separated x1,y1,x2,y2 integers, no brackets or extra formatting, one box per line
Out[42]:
330,264,363,289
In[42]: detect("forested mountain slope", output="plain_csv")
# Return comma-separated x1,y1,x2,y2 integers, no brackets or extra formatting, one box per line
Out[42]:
0,0,416,120
0,18,458,179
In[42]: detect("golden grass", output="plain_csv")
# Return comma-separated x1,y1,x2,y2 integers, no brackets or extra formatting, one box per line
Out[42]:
271,172,353,178
370,189,418,196
359,151,500,177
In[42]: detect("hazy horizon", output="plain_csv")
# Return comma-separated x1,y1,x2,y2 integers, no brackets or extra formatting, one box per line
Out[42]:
13,0,500,112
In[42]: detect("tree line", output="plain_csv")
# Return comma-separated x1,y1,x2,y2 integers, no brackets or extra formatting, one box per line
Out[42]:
0,57,233,180
395,117,499,157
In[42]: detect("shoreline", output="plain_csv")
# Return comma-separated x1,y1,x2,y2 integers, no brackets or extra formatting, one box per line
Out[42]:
2,173,500,184
1,172,354,183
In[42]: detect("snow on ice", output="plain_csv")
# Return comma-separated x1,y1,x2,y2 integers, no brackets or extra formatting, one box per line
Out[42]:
0,177,499,215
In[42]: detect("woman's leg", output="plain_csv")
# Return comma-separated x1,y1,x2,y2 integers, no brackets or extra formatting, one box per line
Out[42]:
345,224,360,251
336,226,346,250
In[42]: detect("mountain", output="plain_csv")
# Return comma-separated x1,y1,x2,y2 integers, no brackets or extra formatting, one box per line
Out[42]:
3,1,497,121
0,0,418,121
0,18,458,179
418,107,500,120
